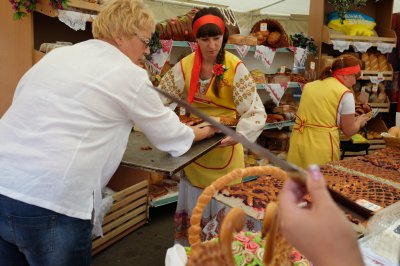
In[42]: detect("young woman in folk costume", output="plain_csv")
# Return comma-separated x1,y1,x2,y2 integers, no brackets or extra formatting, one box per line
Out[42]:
287,55,369,169
158,7,266,245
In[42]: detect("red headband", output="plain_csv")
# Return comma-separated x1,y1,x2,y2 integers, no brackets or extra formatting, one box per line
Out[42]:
188,15,225,103
333,65,361,76
192,15,225,38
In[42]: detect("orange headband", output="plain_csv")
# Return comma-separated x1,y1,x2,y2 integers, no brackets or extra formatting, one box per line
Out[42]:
192,15,225,38
333,65,361,76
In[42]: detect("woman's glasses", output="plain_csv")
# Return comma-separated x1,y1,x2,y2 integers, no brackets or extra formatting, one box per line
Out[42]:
134,33,151,48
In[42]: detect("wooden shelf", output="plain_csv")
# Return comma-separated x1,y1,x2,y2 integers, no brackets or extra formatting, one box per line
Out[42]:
322,26,397,46
33,49,45,64
36,0,100,18
359,68,393,81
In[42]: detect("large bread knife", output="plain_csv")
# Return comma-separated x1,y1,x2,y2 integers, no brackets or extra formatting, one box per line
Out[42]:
151,85,308,184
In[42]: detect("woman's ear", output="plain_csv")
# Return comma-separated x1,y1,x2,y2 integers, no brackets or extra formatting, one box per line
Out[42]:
113,34,123,46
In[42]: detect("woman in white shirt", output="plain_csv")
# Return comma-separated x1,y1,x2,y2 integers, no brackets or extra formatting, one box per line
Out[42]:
0,0,216,265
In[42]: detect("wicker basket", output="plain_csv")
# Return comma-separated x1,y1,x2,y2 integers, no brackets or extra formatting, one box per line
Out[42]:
383,136,400,148
250,18,291,48
186,166,292,266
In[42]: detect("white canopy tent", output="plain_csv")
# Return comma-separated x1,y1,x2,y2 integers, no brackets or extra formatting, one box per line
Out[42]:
145,0,400,35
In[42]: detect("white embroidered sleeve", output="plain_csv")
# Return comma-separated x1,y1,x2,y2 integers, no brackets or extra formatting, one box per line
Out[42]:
233,63,267,142
158,63,185,105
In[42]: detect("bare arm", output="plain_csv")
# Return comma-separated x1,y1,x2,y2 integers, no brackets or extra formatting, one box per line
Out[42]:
340,113,368,137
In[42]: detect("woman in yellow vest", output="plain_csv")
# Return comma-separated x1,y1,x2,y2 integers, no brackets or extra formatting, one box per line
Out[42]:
159,7,266,245
287,55,369,169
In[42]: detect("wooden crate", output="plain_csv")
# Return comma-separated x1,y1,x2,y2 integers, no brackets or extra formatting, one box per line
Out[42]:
92,166,150,255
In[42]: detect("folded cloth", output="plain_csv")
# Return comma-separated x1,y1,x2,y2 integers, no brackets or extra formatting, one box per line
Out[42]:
351,133,368,144
165,244,187,266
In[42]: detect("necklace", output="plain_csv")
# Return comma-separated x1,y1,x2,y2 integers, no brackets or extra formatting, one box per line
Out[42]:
199,78,211,94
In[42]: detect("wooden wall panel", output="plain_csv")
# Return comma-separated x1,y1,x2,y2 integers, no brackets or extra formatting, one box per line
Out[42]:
0,0,33,117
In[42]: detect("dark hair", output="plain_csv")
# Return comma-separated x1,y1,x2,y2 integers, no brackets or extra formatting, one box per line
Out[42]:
192,7,229,97
320,54,361,80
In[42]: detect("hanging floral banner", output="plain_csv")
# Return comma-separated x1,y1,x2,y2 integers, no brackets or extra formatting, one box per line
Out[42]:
265,83,288,106
233,44,250,59
254,46,276,70
146,39,173,74
187,42,198,53
288,46,307,68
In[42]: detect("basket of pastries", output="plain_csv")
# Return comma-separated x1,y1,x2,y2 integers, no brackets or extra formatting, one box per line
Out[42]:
250,18,291,48
383,127,400,148
187,166,295,266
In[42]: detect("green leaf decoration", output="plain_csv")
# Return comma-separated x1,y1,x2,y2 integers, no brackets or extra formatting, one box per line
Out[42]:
327,0,368,23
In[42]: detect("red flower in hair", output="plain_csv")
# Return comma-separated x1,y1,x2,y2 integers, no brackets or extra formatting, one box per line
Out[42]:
212,64,228,78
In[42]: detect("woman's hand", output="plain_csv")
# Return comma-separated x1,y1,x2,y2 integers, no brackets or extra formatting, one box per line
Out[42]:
219,136,238,147
278,165,364,266
191,126,218,142
355,114,368,129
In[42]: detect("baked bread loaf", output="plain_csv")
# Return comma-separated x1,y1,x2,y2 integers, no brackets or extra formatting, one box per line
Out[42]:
228,35,257,46
267,31,281,45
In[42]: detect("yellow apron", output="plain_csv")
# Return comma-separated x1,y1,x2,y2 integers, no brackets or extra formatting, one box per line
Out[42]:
287,77,350,169
181,51,244,188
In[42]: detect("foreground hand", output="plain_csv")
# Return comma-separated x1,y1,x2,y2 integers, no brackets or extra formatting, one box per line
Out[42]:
278,165,364,266
219,136,238,147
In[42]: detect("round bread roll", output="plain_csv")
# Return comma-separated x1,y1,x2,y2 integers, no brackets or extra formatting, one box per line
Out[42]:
388,126,400,138
267,31,281,45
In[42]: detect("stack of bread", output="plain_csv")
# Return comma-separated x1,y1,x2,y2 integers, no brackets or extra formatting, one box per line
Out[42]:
361,52,390,71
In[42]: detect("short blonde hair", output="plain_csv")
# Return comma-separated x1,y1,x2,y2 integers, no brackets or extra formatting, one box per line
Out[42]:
92,0,155,39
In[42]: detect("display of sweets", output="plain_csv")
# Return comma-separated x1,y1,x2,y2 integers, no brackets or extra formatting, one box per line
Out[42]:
185,230,312,266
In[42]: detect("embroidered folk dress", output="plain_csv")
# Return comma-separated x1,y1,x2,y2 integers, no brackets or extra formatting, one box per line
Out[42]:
287,77,351,169
160,51,266,187
158,51,266,244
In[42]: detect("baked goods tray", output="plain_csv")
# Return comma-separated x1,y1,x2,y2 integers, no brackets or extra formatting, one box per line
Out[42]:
121,131,225,176
328,189,374,219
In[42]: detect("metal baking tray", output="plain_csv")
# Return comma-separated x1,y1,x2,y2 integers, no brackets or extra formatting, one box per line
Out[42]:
121,131,225,175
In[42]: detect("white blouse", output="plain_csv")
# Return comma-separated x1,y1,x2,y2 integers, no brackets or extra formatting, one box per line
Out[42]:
0,40,194,235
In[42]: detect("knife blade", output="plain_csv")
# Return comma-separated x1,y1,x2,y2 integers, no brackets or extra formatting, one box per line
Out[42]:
151,85,308,184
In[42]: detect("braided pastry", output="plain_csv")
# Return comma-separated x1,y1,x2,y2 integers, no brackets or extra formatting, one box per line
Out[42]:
369,54,379,71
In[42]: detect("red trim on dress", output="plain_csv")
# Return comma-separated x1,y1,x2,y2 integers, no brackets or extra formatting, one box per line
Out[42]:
234,61,243,73
193,145,235,170
336,90,351,127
